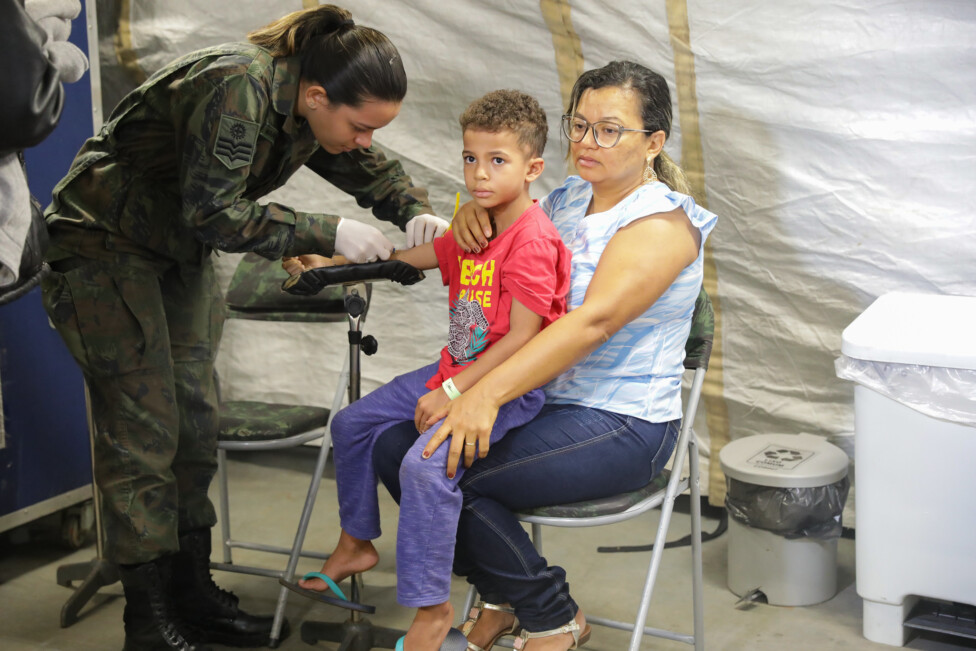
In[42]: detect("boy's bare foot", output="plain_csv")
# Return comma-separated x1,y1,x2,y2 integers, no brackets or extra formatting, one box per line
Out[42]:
463,603,518,650
402,602,454,651
521,610,588,650
298,530,379,592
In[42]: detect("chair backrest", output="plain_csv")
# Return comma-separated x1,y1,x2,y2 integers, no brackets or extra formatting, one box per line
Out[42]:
224,252,363,323
684,287,714,372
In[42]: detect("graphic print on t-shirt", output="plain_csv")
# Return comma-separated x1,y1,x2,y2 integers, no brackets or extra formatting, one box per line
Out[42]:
447,297,489,366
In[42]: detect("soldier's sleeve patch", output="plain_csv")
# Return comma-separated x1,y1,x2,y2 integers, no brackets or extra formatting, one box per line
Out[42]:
214,115,259,170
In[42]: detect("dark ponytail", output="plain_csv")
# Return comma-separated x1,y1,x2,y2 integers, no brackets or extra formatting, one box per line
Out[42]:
247,4,406,107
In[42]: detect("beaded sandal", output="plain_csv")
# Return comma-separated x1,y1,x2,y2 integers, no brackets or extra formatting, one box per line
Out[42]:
460,601,521,651
512,617,591,650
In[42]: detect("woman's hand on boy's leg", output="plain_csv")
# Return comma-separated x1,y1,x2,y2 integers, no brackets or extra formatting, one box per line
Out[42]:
421,390,499,478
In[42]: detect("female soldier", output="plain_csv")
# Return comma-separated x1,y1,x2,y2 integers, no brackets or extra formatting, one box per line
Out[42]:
40,5,446,650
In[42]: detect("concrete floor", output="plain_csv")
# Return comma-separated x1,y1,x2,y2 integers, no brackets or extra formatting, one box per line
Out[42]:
1,447,974,651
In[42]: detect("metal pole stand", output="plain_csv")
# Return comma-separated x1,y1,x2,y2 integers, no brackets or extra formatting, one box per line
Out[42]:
57,385,120,627
57,555,119,627
298,288,404,649
299,578,404,650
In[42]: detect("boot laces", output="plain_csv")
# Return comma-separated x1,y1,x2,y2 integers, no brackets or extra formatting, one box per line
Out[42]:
201,570,238,611
152,601,199,650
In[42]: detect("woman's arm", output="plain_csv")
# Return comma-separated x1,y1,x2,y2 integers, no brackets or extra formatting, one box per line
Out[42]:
423,208,701,472
304,145,433,231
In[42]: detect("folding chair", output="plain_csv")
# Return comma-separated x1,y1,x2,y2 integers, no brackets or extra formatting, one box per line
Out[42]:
462,287,713,651
212,252,376,646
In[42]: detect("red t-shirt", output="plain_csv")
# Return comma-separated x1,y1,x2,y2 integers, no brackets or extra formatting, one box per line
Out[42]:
426,201,572,389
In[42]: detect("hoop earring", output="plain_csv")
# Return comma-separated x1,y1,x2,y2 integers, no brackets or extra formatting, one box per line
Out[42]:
642,156,658,184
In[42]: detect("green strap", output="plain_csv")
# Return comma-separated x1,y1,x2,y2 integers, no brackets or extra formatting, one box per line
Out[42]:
300,571,348,601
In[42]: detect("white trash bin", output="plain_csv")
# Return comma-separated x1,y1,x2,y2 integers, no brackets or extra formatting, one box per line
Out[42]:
839,291,976,646
720,433,849,606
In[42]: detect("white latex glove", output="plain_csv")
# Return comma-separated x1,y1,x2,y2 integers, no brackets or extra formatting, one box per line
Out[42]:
405,213,450,248
25,0,89,84
334,218,394,263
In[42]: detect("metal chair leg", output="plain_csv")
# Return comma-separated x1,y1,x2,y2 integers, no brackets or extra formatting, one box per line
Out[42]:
689,439,705,651
461,585,478,625
531,522,543,555
217,447,233,564
268,419,335,646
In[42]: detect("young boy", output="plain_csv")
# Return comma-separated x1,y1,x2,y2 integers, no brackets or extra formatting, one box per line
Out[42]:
283,90,571,650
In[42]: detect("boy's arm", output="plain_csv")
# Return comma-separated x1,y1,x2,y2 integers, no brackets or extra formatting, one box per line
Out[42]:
284,241,438,274
414,299,543,435
391,241,438,270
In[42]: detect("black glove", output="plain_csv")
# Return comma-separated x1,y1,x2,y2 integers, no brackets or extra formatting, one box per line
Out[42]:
282,260,426,296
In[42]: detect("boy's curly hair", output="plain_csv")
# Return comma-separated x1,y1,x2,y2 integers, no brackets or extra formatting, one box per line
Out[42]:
459,90,548,158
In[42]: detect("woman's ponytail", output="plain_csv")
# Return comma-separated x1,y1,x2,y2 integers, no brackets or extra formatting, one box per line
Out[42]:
247,5,352,57
654,151,691,195
247,4,406,107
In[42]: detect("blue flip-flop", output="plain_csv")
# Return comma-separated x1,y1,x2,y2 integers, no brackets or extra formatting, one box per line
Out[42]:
278,572,376,614
395,627,468,651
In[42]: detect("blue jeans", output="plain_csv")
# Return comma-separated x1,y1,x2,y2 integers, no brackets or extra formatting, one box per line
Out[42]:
331,362,544,607
373,403,679,631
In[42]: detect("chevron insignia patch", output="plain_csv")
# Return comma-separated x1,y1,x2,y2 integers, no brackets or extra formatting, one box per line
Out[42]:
214,115,258,170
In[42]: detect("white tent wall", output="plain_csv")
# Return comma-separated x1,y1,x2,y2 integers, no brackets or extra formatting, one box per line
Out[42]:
90,0,976,510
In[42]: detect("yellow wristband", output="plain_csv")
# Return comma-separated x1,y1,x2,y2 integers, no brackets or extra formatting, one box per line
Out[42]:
441,377,462,400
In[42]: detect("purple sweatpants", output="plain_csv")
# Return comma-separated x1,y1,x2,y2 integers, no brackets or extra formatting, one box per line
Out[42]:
330,361,544,607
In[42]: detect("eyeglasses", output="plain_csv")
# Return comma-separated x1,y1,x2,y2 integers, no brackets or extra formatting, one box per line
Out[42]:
561,114,654,148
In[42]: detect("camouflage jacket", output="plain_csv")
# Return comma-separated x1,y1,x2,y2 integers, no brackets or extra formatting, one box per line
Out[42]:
45,42,431,267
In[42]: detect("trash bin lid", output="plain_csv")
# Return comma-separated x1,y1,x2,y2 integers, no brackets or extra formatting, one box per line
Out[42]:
719,433,849,488
841,292,976,370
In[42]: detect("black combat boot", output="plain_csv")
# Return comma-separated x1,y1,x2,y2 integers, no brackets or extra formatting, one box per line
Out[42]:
118,555,213,651
173,529,288,647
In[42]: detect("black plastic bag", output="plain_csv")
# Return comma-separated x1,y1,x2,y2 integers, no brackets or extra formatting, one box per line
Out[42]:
725,475,850,540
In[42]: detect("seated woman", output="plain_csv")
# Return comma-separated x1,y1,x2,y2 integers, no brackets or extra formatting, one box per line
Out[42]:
371,59,717,651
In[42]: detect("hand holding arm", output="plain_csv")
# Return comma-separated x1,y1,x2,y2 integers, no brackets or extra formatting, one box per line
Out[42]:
405,213,450,247
334,218,394,263
450,200,494,253
304,146,433,231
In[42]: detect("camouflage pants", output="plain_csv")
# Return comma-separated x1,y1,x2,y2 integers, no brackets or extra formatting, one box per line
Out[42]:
41,255,224,564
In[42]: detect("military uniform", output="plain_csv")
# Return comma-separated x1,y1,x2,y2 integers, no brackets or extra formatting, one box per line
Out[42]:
41,43,431,565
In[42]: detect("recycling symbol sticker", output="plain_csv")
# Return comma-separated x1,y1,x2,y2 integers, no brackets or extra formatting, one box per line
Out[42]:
747,445,815,471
